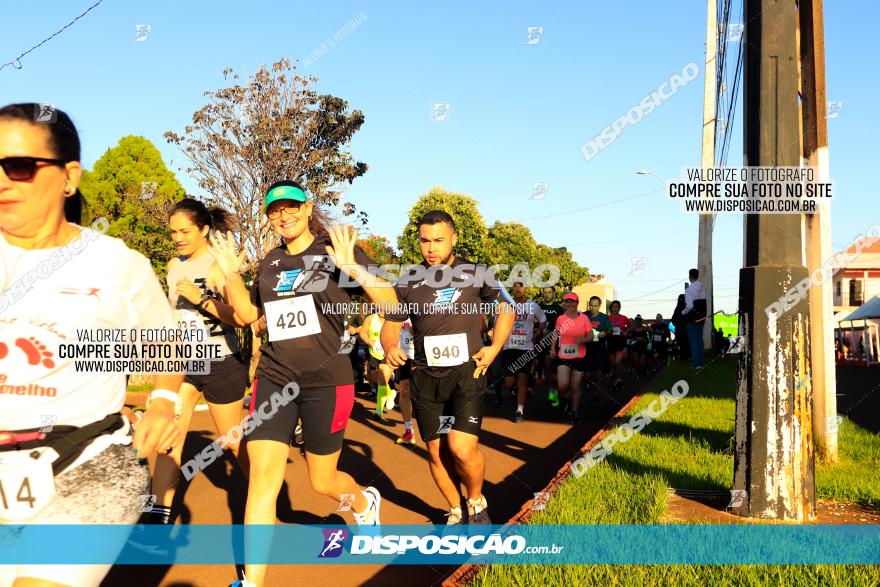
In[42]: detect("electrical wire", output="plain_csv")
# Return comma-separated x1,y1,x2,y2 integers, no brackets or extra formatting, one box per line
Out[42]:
1,0,104,72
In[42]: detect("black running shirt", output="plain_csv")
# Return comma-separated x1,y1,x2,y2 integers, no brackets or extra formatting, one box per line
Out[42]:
384,257,502,378
250,235,373,389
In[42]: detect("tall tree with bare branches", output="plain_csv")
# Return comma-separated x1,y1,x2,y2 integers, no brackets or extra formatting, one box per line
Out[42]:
164,58,368,375
164,58,367,272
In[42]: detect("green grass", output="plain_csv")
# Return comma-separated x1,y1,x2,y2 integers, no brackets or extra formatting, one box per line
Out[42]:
474,356,880,586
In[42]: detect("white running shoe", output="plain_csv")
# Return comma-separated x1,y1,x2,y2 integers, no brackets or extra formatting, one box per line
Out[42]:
445,505,463,525
467,495,491,524
353,486,381,525
386,387,397,411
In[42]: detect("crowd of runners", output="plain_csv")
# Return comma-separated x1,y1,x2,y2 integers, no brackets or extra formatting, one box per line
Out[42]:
0,103,693,587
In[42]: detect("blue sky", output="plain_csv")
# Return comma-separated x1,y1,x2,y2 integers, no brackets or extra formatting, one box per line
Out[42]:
1,0,875,318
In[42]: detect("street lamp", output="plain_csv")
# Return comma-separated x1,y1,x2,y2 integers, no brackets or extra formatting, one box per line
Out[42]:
636,170,667,185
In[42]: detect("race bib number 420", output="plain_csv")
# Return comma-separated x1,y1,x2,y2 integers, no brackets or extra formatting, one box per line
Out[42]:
265,295,322,342
0,448,58,523
424,333,468,367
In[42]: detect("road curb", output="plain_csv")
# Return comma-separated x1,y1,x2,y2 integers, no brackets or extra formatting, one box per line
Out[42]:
442,391,644,587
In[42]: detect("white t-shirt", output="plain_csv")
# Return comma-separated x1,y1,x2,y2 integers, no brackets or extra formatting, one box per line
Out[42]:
503,300,547,352
0,226,176,430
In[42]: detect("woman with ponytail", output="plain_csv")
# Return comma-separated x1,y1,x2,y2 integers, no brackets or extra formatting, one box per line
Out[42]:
146,198,251,526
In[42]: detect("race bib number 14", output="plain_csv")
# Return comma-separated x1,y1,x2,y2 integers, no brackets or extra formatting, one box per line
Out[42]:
265,295,322,342
0,448,58,523
424,333,468,367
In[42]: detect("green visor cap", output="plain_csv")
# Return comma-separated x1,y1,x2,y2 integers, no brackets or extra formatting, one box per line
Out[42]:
264,185,308,211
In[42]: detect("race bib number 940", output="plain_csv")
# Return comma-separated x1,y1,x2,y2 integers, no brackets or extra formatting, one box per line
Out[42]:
0,448,58,523
424,333,468,367
265,295,322,342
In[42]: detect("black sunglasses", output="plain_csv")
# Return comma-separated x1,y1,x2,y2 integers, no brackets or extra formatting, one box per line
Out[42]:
0,156,67,181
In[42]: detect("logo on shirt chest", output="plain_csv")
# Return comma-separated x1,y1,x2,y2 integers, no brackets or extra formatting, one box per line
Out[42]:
274,269,304,293
432,288,462,307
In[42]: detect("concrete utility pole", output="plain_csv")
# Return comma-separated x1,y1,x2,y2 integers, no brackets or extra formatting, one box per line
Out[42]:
799,0,838,463
699,0,717,350
733,0,816,521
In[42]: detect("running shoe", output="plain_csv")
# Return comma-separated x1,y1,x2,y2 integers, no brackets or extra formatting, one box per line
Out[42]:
445,505,464,525
493,394,503,408
396,430,415,445
386,387,397,411
513,411,524,423
229,577,256,587
569,411,582,425
467,496,491,524
547,389,559,407
353,486,381,525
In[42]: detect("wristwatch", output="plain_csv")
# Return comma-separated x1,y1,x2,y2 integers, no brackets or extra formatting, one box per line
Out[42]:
198,293,211,309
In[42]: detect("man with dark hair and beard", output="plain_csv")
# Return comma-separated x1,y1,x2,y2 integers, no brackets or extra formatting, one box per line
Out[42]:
382,210,515,524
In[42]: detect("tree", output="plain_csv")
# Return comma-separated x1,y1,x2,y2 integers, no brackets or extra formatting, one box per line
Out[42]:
484,221,539,279
397,187,489,264
163,58,368,273
80,136,185,286
164,58,369,377
536,244,590,290
358,234,398,266
483,221,589,291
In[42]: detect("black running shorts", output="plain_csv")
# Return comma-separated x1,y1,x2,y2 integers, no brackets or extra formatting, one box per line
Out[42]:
501,349,534,377
184,353,249,405
411,360,485,442
245,376,354,455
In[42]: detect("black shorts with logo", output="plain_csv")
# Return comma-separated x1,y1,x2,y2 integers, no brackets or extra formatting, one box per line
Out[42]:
184,352,249,405
411,360,485,442
246,376,355,455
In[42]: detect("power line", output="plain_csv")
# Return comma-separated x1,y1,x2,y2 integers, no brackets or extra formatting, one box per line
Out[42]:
522,188,662,222
1,0,104,72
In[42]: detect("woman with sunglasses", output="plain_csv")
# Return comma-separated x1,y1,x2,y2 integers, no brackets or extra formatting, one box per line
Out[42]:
209,180,397,587
145,198,251,526
0,103,182,587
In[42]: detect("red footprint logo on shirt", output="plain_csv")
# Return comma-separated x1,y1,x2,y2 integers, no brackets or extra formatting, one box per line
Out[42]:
0,337,56,369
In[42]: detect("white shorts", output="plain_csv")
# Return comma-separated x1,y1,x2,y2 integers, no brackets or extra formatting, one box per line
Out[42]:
0,434,149,587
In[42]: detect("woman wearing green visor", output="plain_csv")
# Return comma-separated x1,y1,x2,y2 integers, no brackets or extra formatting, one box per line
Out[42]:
211,180,397,587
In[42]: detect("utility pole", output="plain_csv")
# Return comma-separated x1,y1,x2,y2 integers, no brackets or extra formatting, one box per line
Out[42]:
733,0,816,521
699,0,717,350
799,0,837,463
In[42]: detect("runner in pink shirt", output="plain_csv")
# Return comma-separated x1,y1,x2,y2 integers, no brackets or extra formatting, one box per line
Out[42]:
607,300,632,391
550,292,593,424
